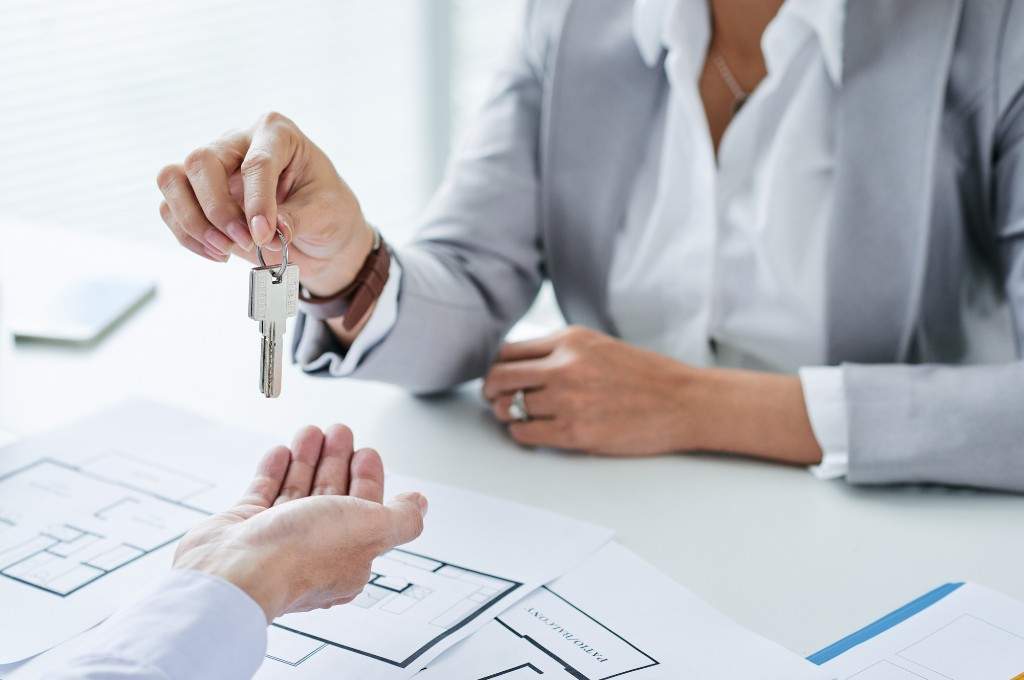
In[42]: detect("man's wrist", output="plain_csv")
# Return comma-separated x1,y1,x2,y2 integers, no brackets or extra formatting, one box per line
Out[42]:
174,546,289,623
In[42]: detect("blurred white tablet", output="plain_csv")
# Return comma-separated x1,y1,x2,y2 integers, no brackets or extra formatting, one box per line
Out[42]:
9,276,156,344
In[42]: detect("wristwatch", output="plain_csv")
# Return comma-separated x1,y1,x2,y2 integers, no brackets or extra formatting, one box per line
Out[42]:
297,228,391,331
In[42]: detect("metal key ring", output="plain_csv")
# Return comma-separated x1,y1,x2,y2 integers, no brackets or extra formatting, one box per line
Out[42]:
256,229,290,282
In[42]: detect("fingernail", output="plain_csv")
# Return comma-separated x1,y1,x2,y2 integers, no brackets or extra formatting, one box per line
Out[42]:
415,494,429,515
277,214,294,242
203,227,233,255
227,220,254,251
251,214,272,244
203,246,229,262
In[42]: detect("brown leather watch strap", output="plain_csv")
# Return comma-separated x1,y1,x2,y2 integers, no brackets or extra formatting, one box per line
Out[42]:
298,230,391,330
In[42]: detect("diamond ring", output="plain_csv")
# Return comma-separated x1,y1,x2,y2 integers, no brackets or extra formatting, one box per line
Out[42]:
508,389,530,422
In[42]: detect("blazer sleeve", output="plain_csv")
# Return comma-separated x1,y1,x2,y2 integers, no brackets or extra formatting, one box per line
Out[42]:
293,0,558,394
842,11,1024,493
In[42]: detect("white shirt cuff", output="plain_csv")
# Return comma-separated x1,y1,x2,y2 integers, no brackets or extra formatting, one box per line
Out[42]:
799,366,849,480
329,257,402,375
29,569,268,680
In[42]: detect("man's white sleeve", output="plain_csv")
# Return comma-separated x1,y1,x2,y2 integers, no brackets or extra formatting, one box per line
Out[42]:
17,570,267,680
799,366,850,480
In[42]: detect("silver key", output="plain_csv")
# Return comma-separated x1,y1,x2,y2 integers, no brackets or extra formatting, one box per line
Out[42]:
249,234,299,398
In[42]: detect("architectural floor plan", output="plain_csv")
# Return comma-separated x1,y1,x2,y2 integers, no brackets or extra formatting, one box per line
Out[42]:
267,549,521,669
417,542,826,680
460,586,658,680
0,399,617,675
812,582,1024,680
0,455,211,597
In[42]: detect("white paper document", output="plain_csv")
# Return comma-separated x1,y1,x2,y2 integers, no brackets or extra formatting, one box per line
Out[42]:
810,582,1024,680
0,402,251,665
0,400,613,680
256,473,613,680
417,541,826,680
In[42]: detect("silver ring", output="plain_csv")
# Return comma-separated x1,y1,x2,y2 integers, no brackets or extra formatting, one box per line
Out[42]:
256,229,290,282
508,389,530,422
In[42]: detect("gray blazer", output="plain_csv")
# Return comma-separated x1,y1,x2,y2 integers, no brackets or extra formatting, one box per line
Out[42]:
296,0,1024,492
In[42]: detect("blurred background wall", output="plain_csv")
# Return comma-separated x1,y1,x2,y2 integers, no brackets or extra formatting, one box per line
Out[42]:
0,0,525,245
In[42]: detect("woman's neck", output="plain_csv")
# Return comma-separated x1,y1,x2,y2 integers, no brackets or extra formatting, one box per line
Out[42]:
709,0,784,64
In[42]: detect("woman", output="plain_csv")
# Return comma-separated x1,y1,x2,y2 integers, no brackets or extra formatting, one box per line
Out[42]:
157,0,1024,491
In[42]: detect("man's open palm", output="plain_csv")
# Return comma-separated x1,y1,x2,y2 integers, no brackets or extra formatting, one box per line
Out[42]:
173,425,427,621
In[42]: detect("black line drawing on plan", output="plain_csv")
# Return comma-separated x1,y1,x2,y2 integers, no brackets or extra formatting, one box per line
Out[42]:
479,663,545,679
0,456,212,597
267,549,522,669
479,586,659,680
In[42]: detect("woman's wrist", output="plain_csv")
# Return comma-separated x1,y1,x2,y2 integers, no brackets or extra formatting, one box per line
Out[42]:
680,367,823,464
326,298,378,348
301,218,376,298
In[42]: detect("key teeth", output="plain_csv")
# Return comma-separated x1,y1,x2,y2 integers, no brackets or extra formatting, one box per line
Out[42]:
251,263,298,397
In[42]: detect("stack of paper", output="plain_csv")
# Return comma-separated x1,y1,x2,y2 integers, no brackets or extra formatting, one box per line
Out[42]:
0,401,824,679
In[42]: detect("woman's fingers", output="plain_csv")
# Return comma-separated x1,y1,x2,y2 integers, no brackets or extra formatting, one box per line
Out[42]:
158,121,293,258
311,424,356,496
157,163,227,255
274,426,326,505
482,358,550,400
497,335,559,362
490,389,558,423
159,201,226,262
348,448,386,504
241,113,301,245
508,419,573,449
183,142,252,252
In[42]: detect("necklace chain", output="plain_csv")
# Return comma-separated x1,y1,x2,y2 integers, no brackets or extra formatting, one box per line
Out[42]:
711,52,749,108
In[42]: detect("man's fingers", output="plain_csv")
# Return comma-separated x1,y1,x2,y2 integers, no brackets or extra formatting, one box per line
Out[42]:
491,389,558,423
236,446,291,508
482,358,550,399
382,493,428,548
183,144,252,252
348,448,385,503
497,335,559,362
241,113,300,245
274,426,325,505
311,424,355,496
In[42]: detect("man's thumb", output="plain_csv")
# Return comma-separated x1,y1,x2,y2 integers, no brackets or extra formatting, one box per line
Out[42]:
384,492,428,547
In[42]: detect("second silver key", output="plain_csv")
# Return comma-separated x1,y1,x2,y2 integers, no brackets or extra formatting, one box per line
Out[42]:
249,263,299,397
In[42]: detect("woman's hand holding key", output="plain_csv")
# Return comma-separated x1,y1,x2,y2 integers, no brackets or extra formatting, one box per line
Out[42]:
156,111,377,300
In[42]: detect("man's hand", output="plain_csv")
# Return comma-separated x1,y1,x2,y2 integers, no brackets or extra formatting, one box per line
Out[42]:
156,112,375,298
173,425,427,622
483,326,823,464
482,327,697,456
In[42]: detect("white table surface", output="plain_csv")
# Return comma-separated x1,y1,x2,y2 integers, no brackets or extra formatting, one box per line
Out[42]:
1,224,1021,659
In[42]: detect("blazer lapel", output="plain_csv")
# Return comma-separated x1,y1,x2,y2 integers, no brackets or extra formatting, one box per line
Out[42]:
542,0,667,332
827,0,963,363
